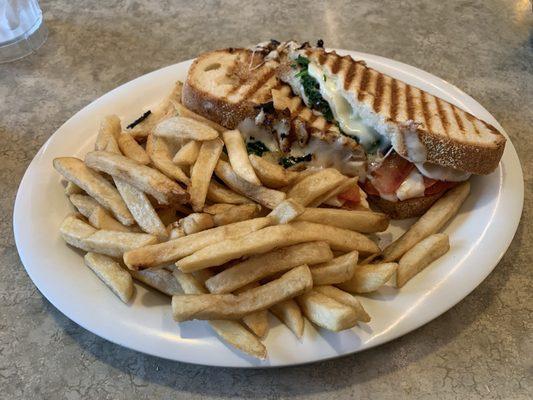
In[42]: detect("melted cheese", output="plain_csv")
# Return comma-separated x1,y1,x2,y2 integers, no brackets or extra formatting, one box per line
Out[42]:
238,118,365,177
307,63,385,151
415,162,471,182
289,136,365,177
237,119,280,152
404,131,427,162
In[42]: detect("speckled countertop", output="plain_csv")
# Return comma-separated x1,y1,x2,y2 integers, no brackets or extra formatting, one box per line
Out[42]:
1,0,532,399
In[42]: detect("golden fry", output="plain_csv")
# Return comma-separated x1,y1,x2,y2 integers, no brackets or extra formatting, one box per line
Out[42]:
382,182,470,262
397,233,450,288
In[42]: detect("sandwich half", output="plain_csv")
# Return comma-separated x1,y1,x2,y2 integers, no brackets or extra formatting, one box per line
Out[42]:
182,41,506,218
278,43,506,218
182,43,369,209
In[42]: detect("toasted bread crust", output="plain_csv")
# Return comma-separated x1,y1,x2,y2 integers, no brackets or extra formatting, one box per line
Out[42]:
369,191,445,219
414,126,505,175
182,79,255,129
182,48,278,129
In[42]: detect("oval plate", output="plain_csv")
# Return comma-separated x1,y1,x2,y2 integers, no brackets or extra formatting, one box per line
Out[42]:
13,50,523,367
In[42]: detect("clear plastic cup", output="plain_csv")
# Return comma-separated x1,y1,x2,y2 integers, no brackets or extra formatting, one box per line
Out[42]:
0,0,47,63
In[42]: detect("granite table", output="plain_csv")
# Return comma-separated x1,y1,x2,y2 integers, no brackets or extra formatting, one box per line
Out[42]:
1,0,531,399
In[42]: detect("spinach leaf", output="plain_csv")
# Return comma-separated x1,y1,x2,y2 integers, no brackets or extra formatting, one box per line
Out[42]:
246,141,269,156
294,56,334,122
279,154,312,168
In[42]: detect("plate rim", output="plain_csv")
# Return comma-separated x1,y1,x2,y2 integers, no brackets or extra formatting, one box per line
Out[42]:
13,49,524,368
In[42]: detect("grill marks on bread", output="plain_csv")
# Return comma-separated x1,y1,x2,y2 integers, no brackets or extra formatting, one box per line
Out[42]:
302,49,504,147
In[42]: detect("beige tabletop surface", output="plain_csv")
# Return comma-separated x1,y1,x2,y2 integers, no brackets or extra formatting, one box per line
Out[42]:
1,1,531,399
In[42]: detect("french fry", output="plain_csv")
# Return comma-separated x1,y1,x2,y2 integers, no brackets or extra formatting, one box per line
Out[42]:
179,213,214,235
64,181,83,195
208,319,268,359
128,81,183,140
173,270,267,359
84,151,189,205
129,268,183,296
285,169,317,188
307,177,357,207
69,194,101,216
212,204,261,226
397,233,450,288
155,116,219,141
172,265,312,321
69,194,130,232
270,299,304,338
249,154,295,188
222,130,261,185
146,134,190,185
242,309,269,338
314,285,370,323
203,203,235,215
84,252,134,303
205,241,333,294
267,199,304,224
382,182,470,262
88,207,131,232
338,263,398,294
287,168,345,206
189,138,224,211
215,160,286,209
297,290,358,331
177,221,379,272
172,140,201,166
167,224,186,240
101,137,160,230
173,269,207,294
60,213,97,244
53,157,134,225
206,180,253,205
118,132,150,165
289,222,379,254
310,251,358,285
114,178,168,240
323,196,345,208
60,215,157,258
123,217,271,270
297,208,389,233
83,231,158,258
235,283,269,338
174,102,226,133
95,115,121,151
105,133,121,154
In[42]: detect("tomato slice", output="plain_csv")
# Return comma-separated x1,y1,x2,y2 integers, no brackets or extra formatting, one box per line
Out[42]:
368,152,414,195
360,180,380,196
424,180,458,195
338,186,361,203
423,176,437,188
361,152,461,199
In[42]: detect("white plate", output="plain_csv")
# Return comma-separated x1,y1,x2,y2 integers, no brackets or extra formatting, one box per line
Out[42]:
13,50,523,367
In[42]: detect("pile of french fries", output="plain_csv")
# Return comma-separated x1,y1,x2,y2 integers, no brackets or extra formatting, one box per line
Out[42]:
53,81,471,359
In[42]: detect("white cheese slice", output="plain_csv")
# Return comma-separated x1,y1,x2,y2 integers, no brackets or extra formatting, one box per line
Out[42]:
415,162,471,182
396,169,426,201
307,62,386,151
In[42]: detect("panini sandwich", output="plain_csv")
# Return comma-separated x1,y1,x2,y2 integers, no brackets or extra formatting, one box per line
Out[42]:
182,41,506,217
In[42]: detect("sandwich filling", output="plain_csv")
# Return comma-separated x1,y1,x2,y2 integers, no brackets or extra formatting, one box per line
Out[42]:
283,51,471,202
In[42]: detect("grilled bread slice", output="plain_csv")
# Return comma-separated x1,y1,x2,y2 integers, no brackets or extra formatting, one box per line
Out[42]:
280,47,506,175
182,48,280,129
